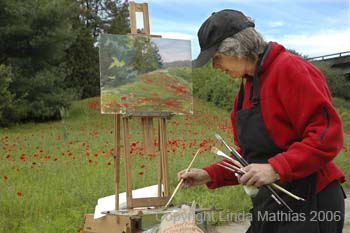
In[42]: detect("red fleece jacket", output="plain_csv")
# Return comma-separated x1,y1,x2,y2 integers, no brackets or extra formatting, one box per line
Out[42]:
204,42,345,193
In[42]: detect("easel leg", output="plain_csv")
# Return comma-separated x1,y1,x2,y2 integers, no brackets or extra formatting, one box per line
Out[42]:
114,114,121,211
159,118,170,196
157,119,163,197
122,117,133,208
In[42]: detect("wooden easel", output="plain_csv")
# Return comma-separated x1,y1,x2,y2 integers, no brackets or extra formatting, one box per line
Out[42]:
84,2,173,232
118,1,172,210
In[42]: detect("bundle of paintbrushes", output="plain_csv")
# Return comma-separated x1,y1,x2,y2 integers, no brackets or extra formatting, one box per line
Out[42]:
211,133,306,212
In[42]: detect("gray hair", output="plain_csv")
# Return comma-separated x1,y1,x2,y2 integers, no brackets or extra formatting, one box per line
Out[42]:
217,27,267,62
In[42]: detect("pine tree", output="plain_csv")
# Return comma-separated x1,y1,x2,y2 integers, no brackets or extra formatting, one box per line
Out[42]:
103,0,130,34
0,0,76,123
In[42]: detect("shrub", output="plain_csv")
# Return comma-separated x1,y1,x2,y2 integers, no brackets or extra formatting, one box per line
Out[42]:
312,61,350,100
193,64,241,112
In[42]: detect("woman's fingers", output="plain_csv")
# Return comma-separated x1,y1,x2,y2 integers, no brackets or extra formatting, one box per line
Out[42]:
177,169,187,181
177,168,212,189
239,164,253,184
182,179,193,189
239,163,278,187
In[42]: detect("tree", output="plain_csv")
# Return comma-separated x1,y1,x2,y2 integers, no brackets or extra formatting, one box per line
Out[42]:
0,0,132,124
287,48,309,59
103,0,130,34
64,22,100,98
130,37,163,74
64,0,131,99
0,65,14,126
0,0,76,124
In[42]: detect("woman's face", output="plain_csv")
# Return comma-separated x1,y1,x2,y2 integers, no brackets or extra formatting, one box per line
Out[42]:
212,53,255,78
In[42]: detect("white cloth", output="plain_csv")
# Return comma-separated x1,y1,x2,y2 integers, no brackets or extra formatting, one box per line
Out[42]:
93,185,160,219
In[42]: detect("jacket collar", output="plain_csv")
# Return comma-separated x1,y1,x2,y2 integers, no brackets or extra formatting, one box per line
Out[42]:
259,42,286,74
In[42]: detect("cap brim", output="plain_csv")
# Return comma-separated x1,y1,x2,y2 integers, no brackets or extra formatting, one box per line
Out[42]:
192,45,218,68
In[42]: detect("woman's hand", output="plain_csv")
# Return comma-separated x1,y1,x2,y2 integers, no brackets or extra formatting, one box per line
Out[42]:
239,163,279,188
177,168,212,189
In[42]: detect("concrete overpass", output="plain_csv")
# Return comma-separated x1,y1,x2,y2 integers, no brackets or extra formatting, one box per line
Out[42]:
309,51,350,80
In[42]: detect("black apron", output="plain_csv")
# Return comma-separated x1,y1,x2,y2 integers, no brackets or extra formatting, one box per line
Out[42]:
235,43,319,233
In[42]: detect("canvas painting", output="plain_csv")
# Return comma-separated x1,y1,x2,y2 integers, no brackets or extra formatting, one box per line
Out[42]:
99,33,193,114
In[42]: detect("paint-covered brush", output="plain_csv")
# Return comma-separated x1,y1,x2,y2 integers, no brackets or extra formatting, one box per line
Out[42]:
163,148,202,210
215,133,248,166
210,147,243,168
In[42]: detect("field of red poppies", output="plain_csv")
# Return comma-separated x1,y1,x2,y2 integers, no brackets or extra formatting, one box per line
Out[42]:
0,97,349,232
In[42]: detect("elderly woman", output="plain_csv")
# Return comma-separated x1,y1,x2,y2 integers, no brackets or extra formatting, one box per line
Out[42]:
178,9,346,233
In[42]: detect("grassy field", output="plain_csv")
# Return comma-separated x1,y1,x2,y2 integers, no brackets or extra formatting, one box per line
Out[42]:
0,97,349,232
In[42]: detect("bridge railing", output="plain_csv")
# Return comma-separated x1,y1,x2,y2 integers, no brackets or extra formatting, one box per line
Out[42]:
308,51,350,61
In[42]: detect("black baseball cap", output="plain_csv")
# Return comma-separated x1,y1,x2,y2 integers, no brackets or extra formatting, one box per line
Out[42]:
193,9,255,68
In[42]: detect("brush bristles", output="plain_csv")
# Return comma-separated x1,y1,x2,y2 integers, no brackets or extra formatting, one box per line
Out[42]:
211,147,219,154
214,133,222,141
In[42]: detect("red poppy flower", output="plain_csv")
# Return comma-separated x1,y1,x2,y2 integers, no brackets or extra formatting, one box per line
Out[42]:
138,172,144,176
3,176,8,181
107,162,112,166
199,139,209,148
16,192,22,197
140,165,145,169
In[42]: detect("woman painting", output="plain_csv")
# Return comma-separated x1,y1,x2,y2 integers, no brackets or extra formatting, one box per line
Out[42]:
178,9,346,233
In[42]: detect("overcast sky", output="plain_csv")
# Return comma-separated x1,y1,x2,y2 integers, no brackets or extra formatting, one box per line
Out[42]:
135,0,350,59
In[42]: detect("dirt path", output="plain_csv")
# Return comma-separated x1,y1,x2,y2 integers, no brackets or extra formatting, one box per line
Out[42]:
210,187,350,233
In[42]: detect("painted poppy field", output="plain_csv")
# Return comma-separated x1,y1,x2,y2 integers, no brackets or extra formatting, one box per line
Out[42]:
101,68,193,114
0,97,349,232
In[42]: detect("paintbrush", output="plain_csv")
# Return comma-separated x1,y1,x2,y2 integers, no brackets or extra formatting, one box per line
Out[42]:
163,148,202,210
211,147,244,168
217,162,292,210
212,140,293,211
215,133,248,166
217,163,244,176
220,161,245,174
211,146,305,202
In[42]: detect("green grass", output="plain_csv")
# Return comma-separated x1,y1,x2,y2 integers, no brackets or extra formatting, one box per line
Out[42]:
0,97,349,232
